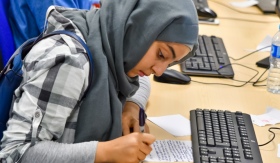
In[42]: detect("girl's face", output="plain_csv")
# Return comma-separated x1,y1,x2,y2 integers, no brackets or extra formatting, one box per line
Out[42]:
127,41,191,77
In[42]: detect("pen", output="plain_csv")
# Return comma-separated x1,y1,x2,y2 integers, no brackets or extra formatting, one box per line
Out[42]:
139,107,145,133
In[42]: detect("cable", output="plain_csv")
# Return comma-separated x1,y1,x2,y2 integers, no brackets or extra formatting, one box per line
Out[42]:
252,69,268,87
192,63,260,87
188,33,271,87
229,45,271,61
190,41,271,87
258,127,280,147
217,17,279,23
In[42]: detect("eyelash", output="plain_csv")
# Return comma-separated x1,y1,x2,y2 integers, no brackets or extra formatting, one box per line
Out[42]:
159,50,165,59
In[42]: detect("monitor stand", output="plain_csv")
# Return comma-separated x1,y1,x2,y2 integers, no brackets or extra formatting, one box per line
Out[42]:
256,57,269,69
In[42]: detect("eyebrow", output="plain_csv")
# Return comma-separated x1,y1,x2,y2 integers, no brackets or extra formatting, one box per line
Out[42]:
167,45,176,59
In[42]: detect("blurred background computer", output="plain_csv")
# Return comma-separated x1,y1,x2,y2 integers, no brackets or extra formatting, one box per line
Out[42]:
256,0,280,68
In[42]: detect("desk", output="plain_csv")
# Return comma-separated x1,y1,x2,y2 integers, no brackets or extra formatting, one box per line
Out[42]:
146,1,280,162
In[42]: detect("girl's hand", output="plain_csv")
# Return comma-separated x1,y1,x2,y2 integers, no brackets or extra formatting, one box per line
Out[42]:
95,132,156,163
122,102,150,135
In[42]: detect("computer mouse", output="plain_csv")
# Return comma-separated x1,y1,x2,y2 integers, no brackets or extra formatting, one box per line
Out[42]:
197,7,217,18
153,69,191,84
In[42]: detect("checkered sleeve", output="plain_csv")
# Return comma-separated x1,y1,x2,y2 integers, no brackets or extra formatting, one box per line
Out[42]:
126,76,151,110
0,34,90,162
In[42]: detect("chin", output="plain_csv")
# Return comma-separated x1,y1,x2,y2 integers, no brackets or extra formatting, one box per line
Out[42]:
127,73,136,78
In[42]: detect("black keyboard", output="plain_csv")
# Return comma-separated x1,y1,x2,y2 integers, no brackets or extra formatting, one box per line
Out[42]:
180,35,234,78
190,109,263,163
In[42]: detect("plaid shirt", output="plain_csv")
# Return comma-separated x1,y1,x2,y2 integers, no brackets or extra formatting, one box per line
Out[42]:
0,7,90,162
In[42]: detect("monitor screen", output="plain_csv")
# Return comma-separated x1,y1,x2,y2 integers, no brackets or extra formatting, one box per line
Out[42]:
276,0,280,17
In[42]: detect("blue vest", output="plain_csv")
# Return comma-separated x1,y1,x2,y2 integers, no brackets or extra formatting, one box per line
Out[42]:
8,0,98,48
0,0,16,70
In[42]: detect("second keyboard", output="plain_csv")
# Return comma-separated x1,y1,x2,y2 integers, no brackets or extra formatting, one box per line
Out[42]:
180,35,234,78
190,109,263,163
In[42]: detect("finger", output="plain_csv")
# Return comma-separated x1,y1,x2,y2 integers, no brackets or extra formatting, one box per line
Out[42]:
133,120,140,132
144,124,150,133
122,125,131,135
139,141,153,155
141,133,156,145
138,147,149,161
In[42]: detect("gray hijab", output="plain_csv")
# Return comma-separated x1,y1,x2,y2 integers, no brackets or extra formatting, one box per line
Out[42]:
60,0,198,143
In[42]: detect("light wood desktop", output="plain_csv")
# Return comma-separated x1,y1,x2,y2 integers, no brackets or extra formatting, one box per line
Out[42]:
146,1,280,163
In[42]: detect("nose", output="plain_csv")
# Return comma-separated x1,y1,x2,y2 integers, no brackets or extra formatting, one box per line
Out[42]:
152,63,169,76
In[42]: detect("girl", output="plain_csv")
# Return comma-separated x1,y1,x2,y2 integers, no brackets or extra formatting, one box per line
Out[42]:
0,0,198,162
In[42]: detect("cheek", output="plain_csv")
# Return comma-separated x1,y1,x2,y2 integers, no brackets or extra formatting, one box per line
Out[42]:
143,52,157,65
136,60,146,69
137,55,151,68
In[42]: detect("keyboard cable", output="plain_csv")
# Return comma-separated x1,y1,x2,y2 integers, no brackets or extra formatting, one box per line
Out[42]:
229,45,271,61
258,127,280,147
252,68,268,87
191,45,270,87
192,63,260,87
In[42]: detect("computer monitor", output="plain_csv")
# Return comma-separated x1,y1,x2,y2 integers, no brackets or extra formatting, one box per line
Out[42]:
256,0,276,14
256,0,280,68
276,0,280,16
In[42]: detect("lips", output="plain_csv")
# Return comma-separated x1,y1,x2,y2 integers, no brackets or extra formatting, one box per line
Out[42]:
138,71,146,77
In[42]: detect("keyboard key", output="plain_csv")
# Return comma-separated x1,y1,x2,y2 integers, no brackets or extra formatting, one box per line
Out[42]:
201,156,209,161
216,142,230,147
207,138,215,146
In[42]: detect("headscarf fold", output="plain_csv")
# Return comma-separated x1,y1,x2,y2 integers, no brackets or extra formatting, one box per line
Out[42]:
57,0,198,142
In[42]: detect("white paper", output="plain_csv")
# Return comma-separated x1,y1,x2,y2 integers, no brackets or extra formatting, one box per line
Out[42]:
278,144,280,158
251,107,280,126
256,35,272,52
266,107,280,119
230,0,258,8
148,114,191,136
144,140,193,162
